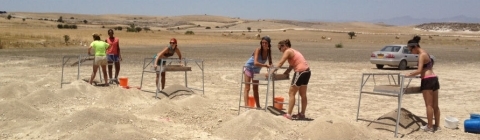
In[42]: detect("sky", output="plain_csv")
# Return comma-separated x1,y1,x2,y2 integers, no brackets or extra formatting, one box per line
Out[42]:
1,0,479,22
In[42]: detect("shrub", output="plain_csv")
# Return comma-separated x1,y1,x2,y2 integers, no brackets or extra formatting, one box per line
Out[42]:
63,24,70,29
348,31,356,39
143,27,151,32
7,15,11,20
63,35,70,45
71,24,77,29
215,26,220,28
83,20,88,24
205,27,211,29
102,26,105,28
22,18,25,22
197,25,201,27
57,24,64,29
57,16,63,23
247,27,251,32
135,27,142,32
70,17,74,19
188,30,195,34
335,43,343,48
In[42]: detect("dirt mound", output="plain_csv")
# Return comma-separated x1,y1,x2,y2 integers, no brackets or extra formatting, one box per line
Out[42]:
68,122,157,140
300,115,375,139
0,82,32,99
368,108,425,136
213,110,290,139
43,107,139,135
137,99,187,117
0,100,48,120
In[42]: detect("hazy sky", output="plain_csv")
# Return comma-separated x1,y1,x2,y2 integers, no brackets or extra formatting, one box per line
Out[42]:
2,0,479,21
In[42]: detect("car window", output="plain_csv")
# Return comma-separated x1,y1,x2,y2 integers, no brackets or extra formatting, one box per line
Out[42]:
403,47,411,54
381,46,401,52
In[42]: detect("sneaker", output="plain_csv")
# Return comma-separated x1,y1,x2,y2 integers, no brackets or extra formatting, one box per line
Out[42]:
420,125,434,132
434,126,442,132
292,113,306,119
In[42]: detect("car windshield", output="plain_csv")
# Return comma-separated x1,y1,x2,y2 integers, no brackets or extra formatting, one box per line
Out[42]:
380,46,401,52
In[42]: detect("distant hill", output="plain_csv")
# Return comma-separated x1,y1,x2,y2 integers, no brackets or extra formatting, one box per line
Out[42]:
415,22,480,32
368,15,480,26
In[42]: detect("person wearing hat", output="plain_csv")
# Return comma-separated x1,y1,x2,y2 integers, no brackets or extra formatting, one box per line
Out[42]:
154,38,182,90
242,36,273,109
88,33,110,86
405,36,441,132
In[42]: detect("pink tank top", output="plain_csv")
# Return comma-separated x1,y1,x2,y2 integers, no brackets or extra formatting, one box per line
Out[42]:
106,37,119,55
287,49,309,72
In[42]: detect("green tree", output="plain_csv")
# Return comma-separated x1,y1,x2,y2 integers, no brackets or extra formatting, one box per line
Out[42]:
22,18,25,22
7,15,12,20
348,31,356,39
57,24,64,29
135,27,142,32
83,20,88,24
247,27,251,32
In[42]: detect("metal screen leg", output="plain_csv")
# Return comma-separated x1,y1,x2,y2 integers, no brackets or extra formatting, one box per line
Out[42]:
356,74,365,121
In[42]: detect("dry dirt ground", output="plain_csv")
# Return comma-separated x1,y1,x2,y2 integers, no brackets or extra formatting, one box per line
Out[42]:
0,12,480,140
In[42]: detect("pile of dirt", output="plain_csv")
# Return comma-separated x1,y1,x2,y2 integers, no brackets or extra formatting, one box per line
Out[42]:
213,110,291,139
368,108,426,137
300,115,376,139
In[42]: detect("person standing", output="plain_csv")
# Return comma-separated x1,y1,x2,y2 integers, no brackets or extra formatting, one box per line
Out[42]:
88,33,110,86
272,39,311,120
154,38,182,90
105,29,121,84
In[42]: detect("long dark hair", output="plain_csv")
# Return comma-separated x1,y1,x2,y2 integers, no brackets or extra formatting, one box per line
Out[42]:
259,36,273,65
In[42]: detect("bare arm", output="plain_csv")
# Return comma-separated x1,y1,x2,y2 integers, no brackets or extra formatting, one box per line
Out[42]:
117,40,121,60
274,49,292,73
407,53,427,76
88,46,93,56
174,48,183,65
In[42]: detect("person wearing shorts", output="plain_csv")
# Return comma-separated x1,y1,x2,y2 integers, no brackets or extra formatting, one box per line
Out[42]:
105,29,122,84
272,39,311,120
243,36,272,109
405,36,441,132
88,33,110,86
154,38,182,90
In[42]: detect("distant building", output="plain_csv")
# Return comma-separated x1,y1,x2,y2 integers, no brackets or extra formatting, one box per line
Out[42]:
0,11,7,14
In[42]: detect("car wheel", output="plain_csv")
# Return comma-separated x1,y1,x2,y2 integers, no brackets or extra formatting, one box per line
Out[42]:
398,60,407,70
376,64,384,69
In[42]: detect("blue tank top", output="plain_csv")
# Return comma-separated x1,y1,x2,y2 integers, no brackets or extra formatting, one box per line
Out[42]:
244,52,268,73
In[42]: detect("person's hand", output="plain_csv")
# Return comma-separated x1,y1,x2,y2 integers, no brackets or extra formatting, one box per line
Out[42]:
119,56,123,61
265,64,271,68
154,65,157,69
264,73,269,78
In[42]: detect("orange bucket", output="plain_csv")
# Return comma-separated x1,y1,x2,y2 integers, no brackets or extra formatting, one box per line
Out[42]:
248,96,256,108
119,77,128,87
274,96,284,110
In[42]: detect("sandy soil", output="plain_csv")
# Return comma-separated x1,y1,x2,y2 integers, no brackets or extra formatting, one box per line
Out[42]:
1,38,480,140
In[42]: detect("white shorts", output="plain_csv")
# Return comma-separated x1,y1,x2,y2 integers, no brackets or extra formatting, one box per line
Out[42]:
151,66,165,73
94,56,108,65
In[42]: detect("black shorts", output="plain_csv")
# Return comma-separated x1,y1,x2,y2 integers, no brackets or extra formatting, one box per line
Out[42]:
421,77,440,91
291,68,311,86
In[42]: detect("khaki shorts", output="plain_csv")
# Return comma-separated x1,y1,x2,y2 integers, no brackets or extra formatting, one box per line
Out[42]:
94,56,108,65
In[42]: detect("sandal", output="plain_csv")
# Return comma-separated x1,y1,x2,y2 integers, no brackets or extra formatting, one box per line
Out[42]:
292,113,305,119
283,114,292,120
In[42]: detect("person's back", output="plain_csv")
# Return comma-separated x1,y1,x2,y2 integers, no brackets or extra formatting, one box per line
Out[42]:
287,48,309,72
91,40,109,56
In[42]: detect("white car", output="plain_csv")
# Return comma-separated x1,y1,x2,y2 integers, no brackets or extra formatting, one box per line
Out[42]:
370,45,435,70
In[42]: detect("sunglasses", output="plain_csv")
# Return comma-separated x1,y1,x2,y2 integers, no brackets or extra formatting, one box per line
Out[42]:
278,45,284,50
170,42,176,44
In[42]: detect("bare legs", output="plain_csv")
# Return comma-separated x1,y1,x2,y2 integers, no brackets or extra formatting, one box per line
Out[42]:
90,64,108,86
422,89,440,129
156,72,166,90
243,73,261,108
286,85,308,115
107,61,121,80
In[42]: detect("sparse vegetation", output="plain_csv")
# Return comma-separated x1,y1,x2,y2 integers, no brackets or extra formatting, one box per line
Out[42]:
135,27,142,32
185,31,195,35
335,43,343,48
70,17,74,19
22,18,25,22
57,16,63,23
205,27,211,29
114,26,123,30
83,20,88,24
143,27,151,32
257,29,261,33
247,27,251,32
57,24,77,29
7,15,12,20
215,26,220,28
63,35,70,45
126,24,139,32
348,31,356,39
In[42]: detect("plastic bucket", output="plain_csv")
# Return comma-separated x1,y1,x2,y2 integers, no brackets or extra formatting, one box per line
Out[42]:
464,119,480,133
274,96,284,110
444,116,459,129
471,113,480,119
248,96,256,108
119,77,128,87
